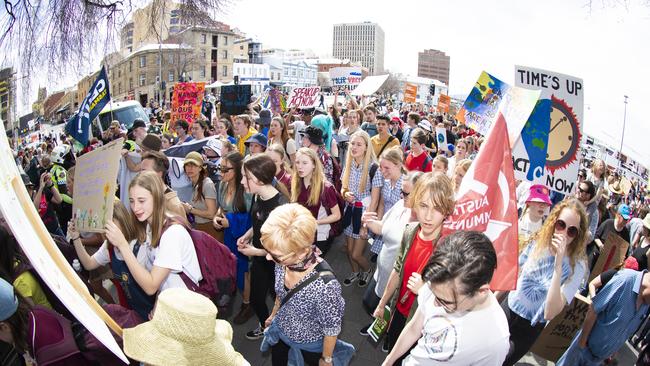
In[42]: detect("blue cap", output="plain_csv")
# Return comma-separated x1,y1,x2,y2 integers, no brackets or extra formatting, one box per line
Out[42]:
618,204,631,220
245,133,268,148
0,277,18,321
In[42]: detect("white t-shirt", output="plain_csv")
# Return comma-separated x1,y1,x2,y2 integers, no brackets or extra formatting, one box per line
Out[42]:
403,286,510,366
91,239,148,266
518,214,543,241
144,224,202,292
292,120,307,148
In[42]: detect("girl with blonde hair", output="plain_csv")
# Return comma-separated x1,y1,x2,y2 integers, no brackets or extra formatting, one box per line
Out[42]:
268,117,296,164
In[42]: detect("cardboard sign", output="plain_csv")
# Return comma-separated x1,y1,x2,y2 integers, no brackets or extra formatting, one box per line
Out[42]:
286,87,321,109
329,67,363,87
589,232,629,282
443,114,519,290
404,83,417,103
512,66,584,195
170,82,205,128
436,127,448,152
531,294,591,362
73,138,123,232
456,71,540,146
351,74,389,96
262,88,285,115
0,123,127,363
221,85,252,115
437,94,451,113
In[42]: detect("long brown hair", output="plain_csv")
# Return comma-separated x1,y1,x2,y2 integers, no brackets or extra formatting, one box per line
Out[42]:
129,171,167,248
222,152,247,213
268,117,290,148
243,153,291,200
112,198,138,243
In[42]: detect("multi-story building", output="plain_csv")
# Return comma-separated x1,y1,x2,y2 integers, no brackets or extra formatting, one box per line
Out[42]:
394,75,448,104
234,38,263,64
263,52,318,87
0,67,16,134
332,22,385,75
233,63,270,95
417,49,450,86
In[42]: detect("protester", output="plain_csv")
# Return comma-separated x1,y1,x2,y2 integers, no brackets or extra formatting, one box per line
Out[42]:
587,158,608,206
404,128,432,172
268,116,296,164
216,118,237,144
234,115,257,156
337,109,363,168
501,198,589,366
401,112,420,152
630,214,650,271
182,151,218,237
370,115,400,159
518,184,552,246
311,114,339,157
32,169,64,236
202,138,223,186
259,204,354,366
388,117,403,142
301,125,337,186
340,130,383,288
174,120,193,145
245,133,268,156
588,203,631,270
576,179,600,241
432,155,448,175
140,151,186,218
290,148,341,254
447,138,469,178
361,105,379,137
382,231,510,366
236,154,288,340
123,287,249,366
267,143,292,193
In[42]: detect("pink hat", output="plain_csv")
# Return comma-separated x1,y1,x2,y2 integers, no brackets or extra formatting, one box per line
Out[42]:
526,184,552,206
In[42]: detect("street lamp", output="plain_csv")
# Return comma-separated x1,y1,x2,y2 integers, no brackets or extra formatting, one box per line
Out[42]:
618,95,628,172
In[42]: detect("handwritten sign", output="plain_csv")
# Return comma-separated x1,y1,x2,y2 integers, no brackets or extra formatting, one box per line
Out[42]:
171,82,205,128
73,138,123,232
221,85,252,115
589,232,629,282
0,123,128,363
403,83,417,103
531,294,591,362
437,94,451,113
329,67,362,87
287,87,321,109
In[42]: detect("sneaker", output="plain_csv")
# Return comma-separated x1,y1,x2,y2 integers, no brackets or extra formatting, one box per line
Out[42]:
233,303,253,325
343,272,359,286
359,324,371,336
381,342,390,353
245,325,265,340
358,269,372,287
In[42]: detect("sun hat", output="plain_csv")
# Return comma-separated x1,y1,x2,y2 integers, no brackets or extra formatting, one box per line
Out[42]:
418,120,433,132
0,277,18,321
244,133,268,148
608,180,625,195
183,151,205,167
138,134,162,152
202,138,223,157
526,184,552,205
617,203,631,220
123,288,247,366
303,125,324,146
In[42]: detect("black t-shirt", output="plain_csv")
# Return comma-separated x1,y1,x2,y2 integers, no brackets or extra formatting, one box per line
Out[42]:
250,192,287,255
632,244,649,271
595,218,630,244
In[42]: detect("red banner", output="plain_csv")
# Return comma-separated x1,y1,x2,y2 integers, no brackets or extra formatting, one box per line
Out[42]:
442,113,519,290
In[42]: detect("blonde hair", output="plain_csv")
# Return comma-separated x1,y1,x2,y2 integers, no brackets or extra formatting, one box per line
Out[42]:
112,198,137,243
529,198,588,271
291,148,325,207
342,130,376,194
433,155,448,169
380,147,406,175
260,203,317,255
455,159,472,174
128,171,168,247
409,172,455,216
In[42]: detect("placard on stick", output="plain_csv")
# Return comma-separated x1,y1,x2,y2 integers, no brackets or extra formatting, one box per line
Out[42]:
170,82,205,128
286,86,320,109
589,232,629,282
73,138,123,232
221,85,252,115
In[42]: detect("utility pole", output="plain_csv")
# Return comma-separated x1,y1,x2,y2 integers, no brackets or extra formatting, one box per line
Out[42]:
618,95,628,173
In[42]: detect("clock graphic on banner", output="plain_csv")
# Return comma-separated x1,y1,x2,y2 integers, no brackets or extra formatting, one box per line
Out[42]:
545,96,581,173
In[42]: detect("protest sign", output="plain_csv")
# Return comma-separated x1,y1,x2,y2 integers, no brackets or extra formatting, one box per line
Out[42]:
443,113,519,290
435,126,448,152
287,86,321,109
437,94,451,113
456,71,540,146
351,74,389,96
589,232,629,282
329,67,363,87
403,83,417,103
531,294,591,362
170,82,205,128
221,84,252,115
262,88,285,115
0,123,128,363
73,138,123,232
512,66,584,195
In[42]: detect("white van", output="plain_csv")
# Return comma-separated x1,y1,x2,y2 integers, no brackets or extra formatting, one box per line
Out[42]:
91,100,148,136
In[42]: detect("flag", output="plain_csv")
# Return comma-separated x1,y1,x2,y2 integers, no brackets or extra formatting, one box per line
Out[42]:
66,66,111,145
442,113,519,290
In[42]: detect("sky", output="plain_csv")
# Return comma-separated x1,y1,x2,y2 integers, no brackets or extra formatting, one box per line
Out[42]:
14,0,650,166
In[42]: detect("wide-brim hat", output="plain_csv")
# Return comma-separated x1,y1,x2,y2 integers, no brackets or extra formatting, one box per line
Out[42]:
418,120,433,132
123,288,246,366
183,151,205,167
643,213,650,230
245,133,268,148
608,180,625,195
303,125,324,145
202,138,223,157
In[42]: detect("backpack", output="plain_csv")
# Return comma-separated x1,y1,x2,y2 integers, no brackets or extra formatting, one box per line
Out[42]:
330,154,343,192
162,218,236,303
326,182,346,238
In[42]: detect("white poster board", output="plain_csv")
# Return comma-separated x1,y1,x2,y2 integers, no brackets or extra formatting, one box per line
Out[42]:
286,86,321,109
0,122,128,363
513,66,584,195
351,74,389,96
329,67,362,87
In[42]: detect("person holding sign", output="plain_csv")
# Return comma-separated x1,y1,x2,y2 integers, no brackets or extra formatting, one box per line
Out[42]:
500,198,589,366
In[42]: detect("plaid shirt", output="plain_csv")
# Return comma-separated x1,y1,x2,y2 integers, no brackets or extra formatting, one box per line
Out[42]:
371,175,405,254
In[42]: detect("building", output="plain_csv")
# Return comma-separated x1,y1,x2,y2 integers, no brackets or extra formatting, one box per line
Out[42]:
332,22,385,75
394,74,448,104
234,38,263,64
233,63,270,95
261,48,318,62
417,49,450,86
76,70,100,107
262,52,318,87
0,67,16,135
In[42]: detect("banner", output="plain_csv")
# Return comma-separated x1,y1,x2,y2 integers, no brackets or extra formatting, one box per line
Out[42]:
221,85,252,115
403,83,417,103
329,67,363,87
65,66,111,145
286,86,321,109
73,138,123,232
170,82,205,129
443,113,519,290
512,66,584,195
351,74,389,96
437,94,451,113
455,71,540,146
0,122,128,363
262,88,286,115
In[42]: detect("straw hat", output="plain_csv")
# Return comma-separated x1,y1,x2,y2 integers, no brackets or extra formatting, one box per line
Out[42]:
608,180,624,195
123,288,247,366
643,213,650,230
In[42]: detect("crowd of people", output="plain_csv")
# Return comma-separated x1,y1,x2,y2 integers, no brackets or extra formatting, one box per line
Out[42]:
1,88,649,365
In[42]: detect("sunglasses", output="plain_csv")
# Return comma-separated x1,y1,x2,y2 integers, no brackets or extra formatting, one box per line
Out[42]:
218,166,234,173
578,187,589,194
555,219,579,238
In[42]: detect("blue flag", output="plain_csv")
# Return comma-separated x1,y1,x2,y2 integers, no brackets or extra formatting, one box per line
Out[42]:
66,66,111,145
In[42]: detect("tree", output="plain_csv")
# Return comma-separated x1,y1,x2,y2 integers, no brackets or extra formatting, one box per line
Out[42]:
377,72,401,97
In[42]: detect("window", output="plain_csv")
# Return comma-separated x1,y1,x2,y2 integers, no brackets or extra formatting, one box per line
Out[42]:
117,69,121,77
201,33,207,44
139,56,146,67
284,69,288,76
168,71,174,82
129,61,133,72
168,55,174,65
240,45,244,50
222,50,228,59
127,46,132,53
292,69,296,76
222,65,227,77
139,73,146,86
129,78,133,89
202,49,207,59
170,17,179,25
118,82,122,93
224,36,228,46
200,67,206,78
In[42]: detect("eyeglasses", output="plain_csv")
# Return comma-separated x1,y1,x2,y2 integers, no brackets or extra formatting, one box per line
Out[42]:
432,290,470,313
555,219,579,238
267,250,295,264
218,166,234,173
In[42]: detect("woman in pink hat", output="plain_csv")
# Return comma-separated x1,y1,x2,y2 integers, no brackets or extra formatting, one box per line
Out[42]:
518,184,552,249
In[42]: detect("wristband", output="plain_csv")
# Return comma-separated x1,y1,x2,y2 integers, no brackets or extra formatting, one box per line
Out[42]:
71,236,80,241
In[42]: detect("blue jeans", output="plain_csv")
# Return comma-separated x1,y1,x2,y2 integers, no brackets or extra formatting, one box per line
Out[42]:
556,330,603,366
